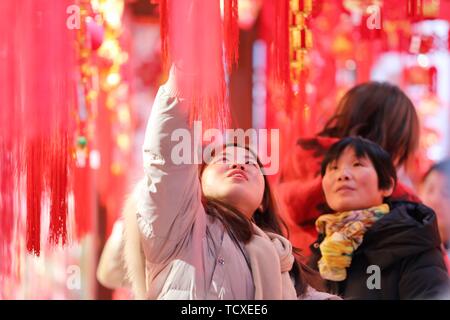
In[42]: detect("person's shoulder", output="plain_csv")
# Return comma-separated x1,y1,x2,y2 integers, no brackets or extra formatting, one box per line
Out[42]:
368,200,441,249
389,200,435,222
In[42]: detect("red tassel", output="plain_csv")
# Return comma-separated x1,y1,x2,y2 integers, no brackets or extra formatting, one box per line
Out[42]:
272,0,292,115
23,0,75,256
48,133,68,246
73,164,94,240
0,0,75,270
159,0,170,73
26,138,43,256
274,0,290,87
223,0,239,74
162,0,231,131
0,141,15,276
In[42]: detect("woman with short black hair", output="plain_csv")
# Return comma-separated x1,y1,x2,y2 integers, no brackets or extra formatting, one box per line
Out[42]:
309,137,450,299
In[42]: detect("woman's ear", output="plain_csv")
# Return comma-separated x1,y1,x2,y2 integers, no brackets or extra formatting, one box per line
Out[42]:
381,178,395,198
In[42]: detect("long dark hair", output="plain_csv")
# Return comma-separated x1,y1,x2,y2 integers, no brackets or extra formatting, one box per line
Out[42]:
200,143,325,296
319,82,419,166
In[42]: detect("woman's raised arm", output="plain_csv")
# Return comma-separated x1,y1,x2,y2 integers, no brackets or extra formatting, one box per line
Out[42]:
135,65,205,263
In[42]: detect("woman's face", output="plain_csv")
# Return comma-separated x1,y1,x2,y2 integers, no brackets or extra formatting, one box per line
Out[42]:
322,147,393,212
421,171,450,244
201,146,265,219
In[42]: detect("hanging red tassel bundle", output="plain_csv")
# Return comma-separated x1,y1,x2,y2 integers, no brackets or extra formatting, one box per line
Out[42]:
155,0,238,130
223,0,239,74
0,0,76,258
73,164,94,240
273,0,290,90
30,0,75,253
46,0,76,246
157,0,240,74
73,1,99,241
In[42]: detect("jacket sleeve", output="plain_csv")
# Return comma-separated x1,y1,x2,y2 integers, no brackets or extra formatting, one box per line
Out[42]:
398,248,450,299
135,65,205,263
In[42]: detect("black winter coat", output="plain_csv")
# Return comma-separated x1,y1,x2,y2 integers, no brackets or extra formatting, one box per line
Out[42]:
309,201,450,299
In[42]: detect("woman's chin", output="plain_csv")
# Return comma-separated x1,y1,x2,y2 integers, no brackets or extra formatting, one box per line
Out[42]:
330,201,361,212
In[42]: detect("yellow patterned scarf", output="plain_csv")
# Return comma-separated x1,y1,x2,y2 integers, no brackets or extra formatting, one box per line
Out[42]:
315,204,390,281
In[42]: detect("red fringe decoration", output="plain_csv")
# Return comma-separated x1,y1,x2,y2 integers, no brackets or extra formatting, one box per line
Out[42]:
48,133,68,246
159,0,170,73
0,0,18,277
274,0,289,86
0,141,15,275
155,0,237,130
158,0,239,75
223,0,239,74
272,0,292,115
1,0,76,260
26,138,43,256
73,164,94,240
